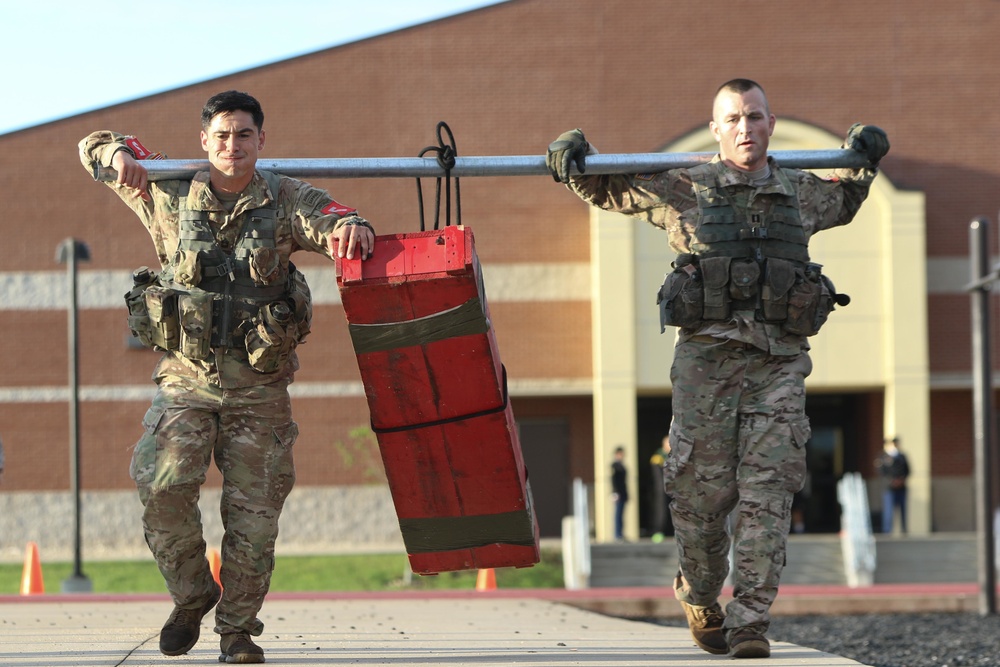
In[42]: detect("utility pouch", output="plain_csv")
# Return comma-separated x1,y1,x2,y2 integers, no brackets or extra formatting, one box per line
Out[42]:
700,256,732,320
287,268,313,343
249,247,283,286
729,259,761,301
657,266,703,331
172,249,203,288
761,258,797,322
177,292,214,360
144,286,180,351
784,264,824,336
124,267,157,348
814,273,850,332
245,301,295,373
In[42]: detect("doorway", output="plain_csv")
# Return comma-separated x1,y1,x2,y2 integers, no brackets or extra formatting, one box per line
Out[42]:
517,418,571,537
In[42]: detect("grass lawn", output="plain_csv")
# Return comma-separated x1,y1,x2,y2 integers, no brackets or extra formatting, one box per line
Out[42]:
0,549,565,595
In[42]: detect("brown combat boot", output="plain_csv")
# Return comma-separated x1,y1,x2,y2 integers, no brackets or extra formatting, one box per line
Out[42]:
219,632,265,664
728,628,771,659
677,599,728,654
159,581,222,656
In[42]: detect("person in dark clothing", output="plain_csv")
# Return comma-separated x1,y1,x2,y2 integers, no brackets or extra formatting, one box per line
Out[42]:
611,446,629,541
877,436,910,534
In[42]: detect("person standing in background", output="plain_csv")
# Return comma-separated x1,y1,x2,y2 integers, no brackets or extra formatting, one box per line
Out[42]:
611,446,629,541
877,436,910,535
649,435,672,541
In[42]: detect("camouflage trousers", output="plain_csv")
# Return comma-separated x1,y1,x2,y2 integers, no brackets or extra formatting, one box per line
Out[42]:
130,374,298,636
664,339,811,636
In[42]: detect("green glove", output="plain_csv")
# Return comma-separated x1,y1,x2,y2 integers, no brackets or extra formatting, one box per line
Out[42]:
546,129,589,184
845,124,890,166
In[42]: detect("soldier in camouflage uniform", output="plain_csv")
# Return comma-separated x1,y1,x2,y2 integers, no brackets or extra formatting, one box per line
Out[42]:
547,79,888,659
80,90,375,664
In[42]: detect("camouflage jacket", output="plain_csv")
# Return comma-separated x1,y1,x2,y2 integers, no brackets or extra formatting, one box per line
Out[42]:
569,155,877,355
80,130,369,388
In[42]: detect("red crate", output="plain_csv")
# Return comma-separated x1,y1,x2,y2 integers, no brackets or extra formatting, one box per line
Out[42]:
336,226,540,574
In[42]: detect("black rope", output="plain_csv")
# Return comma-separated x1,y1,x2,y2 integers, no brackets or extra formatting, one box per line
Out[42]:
416,122,462,231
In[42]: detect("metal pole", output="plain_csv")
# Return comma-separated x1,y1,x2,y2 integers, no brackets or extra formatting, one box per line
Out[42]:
57,238,92,594
93,148,871,182
969,217,997,615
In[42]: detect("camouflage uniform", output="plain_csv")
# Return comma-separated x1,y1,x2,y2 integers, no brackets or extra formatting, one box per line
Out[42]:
79,131,368,636
569,156,876,636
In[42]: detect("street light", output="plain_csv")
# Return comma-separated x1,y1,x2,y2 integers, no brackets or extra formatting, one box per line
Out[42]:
55,238,93,593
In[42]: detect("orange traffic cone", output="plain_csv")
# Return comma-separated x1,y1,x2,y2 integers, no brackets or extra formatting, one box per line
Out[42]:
20,542,44,595
207,548,222,589
475,568,497,591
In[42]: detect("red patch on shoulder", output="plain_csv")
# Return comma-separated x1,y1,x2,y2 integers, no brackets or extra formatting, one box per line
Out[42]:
124,137,162,160
321,199,357,216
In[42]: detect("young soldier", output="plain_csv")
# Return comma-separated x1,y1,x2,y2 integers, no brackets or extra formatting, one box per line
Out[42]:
80,90,375,664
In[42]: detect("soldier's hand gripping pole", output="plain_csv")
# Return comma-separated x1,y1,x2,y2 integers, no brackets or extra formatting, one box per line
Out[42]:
93,149,872,182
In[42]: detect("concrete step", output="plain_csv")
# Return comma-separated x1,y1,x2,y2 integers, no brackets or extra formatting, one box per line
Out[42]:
588,534,981,587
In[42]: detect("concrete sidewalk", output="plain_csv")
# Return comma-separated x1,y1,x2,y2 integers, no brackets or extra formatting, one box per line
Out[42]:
0,592,864,667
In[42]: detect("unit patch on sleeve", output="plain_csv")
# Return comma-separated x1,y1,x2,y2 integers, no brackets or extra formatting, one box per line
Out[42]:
124,137,163,160
321,199,357,216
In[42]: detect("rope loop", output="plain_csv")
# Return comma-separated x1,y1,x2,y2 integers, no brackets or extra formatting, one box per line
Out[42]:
416,121,462,231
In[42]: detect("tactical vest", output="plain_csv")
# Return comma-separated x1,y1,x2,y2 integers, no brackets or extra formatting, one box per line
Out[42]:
688,162,809,264
656,163,846,336
124,171,312,373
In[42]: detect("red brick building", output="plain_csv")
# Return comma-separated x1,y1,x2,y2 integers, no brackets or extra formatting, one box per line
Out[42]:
2,0,998,550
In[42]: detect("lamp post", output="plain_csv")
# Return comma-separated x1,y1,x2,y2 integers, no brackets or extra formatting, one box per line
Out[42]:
968,218,997,615
56,238,93,593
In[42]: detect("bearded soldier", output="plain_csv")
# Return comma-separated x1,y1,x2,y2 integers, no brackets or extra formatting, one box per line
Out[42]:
80,90,374,664
547,78,888,659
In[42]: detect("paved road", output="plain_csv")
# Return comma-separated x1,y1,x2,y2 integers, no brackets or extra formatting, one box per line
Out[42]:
0,590,872,667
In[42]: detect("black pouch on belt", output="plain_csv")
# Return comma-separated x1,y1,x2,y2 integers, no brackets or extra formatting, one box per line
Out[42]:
729,258,761,301
761,258,796,322
700,256,732,320
657,267,704,331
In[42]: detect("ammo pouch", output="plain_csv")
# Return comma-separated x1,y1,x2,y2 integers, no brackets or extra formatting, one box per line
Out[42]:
656,254,849,336
658,259,704,331
287,268,313,343
243,266,313,373
178,292,213,360
124,270,157,348
143,286,180,351
783,264,847,336
729,259,760,301
700,256,732,320
245,301,297,374
761,258,797,322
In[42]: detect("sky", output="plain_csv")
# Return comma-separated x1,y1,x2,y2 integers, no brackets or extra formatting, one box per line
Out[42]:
0,0,506,135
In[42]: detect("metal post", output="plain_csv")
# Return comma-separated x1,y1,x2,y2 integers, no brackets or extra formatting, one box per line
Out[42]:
56,238,92,594
93,148,871,182
969,217,997,615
